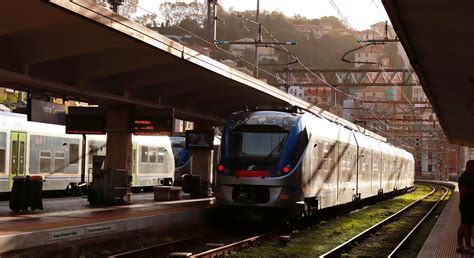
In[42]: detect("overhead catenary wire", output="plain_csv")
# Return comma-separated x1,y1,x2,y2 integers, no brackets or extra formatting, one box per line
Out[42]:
135,4,396,136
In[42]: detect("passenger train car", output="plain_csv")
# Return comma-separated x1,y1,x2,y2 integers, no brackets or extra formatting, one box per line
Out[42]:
0,112,174,193
215,109,415,217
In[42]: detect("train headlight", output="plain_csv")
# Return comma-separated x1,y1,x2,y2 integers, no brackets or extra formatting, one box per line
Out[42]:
282,166,290,174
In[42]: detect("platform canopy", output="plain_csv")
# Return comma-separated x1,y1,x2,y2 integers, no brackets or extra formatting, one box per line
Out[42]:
383,0,474,146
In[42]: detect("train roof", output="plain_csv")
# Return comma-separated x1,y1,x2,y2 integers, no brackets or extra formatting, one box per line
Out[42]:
0,112,74,136
230,110,300,131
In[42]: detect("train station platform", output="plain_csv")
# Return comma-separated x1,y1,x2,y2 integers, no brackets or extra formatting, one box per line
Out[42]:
0,192,214,255
418,181,464,258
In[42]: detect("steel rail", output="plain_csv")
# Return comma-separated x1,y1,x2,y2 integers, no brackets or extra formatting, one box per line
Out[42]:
109,233,215,258
388,186,449,257
320,185,436,257
190,231,279,258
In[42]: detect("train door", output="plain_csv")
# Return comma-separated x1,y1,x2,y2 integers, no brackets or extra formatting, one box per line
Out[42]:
9,132,27,189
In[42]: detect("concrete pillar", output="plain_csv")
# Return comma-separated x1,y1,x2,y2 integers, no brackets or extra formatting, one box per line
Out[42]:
106,109,132,171
88,108,132,205
190,122,213,196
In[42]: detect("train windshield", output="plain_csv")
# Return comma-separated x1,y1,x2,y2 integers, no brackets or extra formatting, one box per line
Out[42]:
230,132,287,158
228,125,288,169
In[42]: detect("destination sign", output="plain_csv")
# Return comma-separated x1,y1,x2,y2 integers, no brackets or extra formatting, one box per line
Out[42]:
132,108,174,136
66,107,106,135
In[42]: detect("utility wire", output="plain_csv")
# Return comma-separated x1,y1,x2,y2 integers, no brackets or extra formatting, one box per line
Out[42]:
135,4,395,136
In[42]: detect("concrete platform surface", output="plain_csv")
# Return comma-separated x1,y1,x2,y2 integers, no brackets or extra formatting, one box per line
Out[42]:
0,193,214,254
418,181,467,258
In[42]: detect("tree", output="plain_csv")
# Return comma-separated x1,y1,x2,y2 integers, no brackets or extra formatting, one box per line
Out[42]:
134,13,159,28
95,0,138,18
159,1,206,27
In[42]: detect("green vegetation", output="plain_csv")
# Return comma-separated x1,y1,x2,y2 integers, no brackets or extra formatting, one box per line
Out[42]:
232,185,435,257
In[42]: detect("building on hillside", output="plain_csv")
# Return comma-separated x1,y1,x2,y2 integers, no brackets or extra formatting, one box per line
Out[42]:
303,87,333,109
412,86,428,102
228,38,279,62
292,24,319,40
0,88,17,102
369,22,386,37
288,86,304,99
354,45,385,68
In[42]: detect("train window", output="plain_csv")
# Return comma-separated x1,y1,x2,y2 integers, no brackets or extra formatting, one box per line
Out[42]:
69,143,79,165
54,152,65,172
149,148,157,163
40,151,51,173
141,146,148,163
230,131,287,158
12,140,18,173
0,132,6,174
88,144,98,165
158,149,165,163
0,149,5,173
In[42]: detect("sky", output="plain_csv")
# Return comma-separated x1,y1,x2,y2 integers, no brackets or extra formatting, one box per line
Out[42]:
134,0,391,31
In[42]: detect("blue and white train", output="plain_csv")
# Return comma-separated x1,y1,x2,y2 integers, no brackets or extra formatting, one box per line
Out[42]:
215,109,415,217
0,112,174,193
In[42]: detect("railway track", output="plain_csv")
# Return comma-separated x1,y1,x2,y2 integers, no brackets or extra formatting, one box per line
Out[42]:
321,184,449,257
109,227,282,257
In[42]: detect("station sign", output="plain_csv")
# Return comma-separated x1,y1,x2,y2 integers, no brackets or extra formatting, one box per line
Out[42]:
132,108,174,136
28,99,66,125
66,107,106,134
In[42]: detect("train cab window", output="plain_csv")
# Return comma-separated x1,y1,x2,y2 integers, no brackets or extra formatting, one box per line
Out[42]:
230,131,287,158
69,143,79,165
141,146,148,163
40,151,51,172
0,132,6,174
54,152,65,172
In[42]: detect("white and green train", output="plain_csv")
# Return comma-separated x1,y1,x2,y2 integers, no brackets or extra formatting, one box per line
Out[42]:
0,112,174,193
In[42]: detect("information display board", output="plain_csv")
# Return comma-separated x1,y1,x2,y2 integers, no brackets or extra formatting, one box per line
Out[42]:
28,99,66,125
132,108,174,136
185,130,214,150
66,107,106,134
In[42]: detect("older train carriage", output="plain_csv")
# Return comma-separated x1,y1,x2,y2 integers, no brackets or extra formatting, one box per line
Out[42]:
0,112,174,193
215,109,414,217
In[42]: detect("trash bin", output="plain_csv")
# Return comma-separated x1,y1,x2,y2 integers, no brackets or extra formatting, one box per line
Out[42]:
9,176,28,212
29,176,44,211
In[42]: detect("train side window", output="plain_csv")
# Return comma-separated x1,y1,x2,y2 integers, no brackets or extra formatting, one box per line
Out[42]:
158,149,165,163
54,151,65,172
88,144,98,165
141,146,148,163
0,149,5,173
40,151,51,172
149,148,157,163
69,143,79,165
